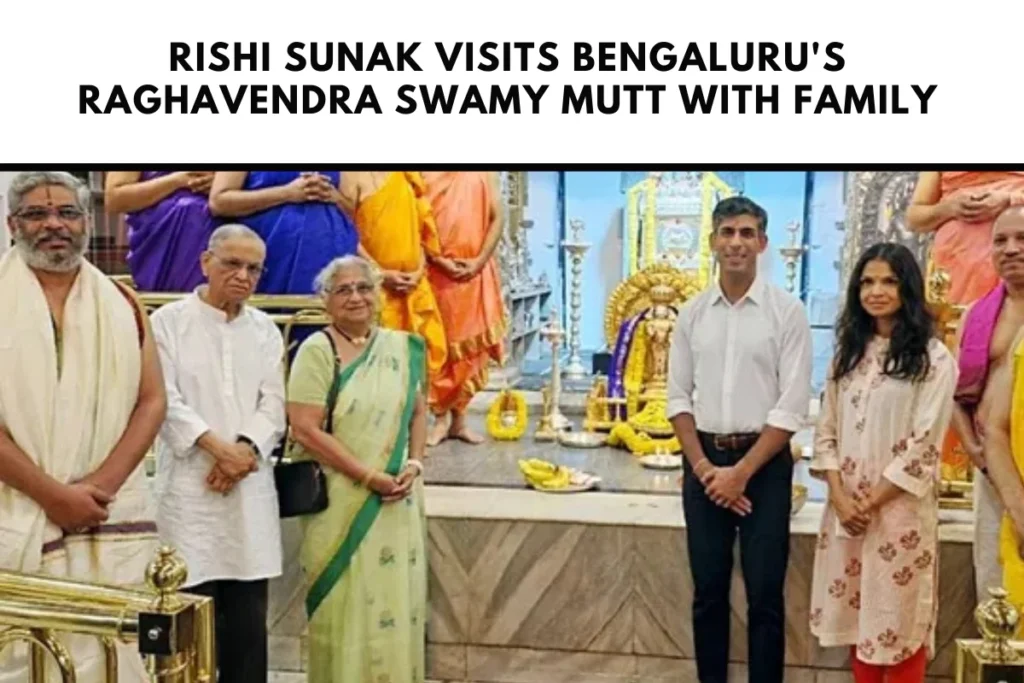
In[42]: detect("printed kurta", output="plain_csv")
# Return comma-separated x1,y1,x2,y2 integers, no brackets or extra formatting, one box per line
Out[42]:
809,337,957,665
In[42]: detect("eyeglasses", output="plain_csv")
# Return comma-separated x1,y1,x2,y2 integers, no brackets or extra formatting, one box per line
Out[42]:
331,283,374,298
212,255,265,278
15,206,85,223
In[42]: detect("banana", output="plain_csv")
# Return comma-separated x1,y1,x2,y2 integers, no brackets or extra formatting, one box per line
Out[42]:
518,459,571,489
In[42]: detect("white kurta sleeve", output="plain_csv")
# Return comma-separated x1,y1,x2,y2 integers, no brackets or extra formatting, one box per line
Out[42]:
237,321,287,460
810,372,842,478
152,308,211,457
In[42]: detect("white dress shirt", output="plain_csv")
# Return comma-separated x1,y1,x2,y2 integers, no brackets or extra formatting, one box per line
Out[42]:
150,291,286,588
666,275,812,434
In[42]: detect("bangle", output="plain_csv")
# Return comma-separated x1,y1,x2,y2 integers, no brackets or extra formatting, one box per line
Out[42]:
406,460,424,476
360,469,377,488
693,458,712,476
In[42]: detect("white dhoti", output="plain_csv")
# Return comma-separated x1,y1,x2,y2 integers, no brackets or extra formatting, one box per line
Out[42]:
0,249,158,683
974,468,1005,601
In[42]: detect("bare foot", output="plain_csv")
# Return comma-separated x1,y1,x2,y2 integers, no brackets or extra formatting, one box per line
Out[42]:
426,417,450,447
448,418,485,445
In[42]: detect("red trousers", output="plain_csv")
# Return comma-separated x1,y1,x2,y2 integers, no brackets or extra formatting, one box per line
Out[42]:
851,646,926,683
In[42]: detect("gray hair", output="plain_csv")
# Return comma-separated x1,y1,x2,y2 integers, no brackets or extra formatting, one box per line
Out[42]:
313,255,378,295
8,171,91,216
207,223,264,251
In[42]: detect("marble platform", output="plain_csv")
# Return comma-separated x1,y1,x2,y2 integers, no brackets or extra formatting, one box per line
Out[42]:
268,426,979,682
423,415,821,499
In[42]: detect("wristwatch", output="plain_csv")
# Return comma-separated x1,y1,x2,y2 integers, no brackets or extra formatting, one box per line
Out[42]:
236,435,261,458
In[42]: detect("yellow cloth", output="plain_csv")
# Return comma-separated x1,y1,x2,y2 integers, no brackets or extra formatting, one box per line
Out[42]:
1001,338,1024,624
355,172,447,375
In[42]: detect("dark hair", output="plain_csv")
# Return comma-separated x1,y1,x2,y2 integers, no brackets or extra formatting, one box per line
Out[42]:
711,196,768,233
832,242,934,383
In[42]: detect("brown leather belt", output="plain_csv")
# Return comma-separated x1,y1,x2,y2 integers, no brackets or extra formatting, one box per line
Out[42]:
707,432,759,451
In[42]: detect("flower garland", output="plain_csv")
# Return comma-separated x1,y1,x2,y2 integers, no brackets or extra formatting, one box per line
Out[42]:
486,389,528,440
608,423,681,456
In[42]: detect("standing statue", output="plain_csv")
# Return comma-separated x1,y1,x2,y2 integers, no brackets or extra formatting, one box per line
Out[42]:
642,283,677,394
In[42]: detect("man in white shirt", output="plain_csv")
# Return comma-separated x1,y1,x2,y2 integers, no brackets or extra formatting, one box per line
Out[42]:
667,196,812,683
150,223,286,683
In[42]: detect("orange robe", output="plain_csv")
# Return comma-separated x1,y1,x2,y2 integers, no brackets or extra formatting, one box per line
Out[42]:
933,171,1024,305
354,172,447,375
424,172,507,414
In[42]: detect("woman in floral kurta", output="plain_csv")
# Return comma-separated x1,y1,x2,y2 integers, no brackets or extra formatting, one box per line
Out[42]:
809,243,957,682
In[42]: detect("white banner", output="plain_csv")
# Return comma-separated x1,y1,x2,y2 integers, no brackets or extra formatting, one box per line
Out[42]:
1,0,1019,164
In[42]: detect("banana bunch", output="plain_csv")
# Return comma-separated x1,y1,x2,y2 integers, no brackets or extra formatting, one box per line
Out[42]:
518,458,571,490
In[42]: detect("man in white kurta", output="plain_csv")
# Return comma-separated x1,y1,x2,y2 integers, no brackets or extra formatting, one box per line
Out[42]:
150,224,285,683
0,172,165,683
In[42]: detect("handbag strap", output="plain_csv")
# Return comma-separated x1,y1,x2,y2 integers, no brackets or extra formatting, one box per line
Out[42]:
321,329,343,434
274,328,342,465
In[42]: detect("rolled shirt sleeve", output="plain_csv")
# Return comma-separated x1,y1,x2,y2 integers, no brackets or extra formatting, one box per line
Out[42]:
765,300,812,433
666,310,695,420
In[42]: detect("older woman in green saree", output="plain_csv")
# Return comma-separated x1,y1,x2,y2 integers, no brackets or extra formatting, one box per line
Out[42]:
286,254,428,683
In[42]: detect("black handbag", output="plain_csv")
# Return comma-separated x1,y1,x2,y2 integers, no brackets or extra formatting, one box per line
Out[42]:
273,330,341,518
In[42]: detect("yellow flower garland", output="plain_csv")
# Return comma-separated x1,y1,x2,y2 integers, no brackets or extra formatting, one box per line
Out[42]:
608,423,681,456
486,389,528,440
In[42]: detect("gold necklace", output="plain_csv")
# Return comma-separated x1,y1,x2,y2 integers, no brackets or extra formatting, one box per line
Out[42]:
334,324,373,346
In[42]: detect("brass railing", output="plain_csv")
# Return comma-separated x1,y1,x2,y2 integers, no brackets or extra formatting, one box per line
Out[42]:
0,546,214,682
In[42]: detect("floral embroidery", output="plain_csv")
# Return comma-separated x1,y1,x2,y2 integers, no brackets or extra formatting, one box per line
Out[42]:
921,444,939,465
828,579,847,599
894,647,916,663
380,547,396,566
849,591,861,610
877,629,899,648
841,457,857,476
410,548,418,566
914,551,934,570
856,478,872,497
810,608,823,627
378,610,396,629
844,558,862,577
899,531,921,551
902,459,924,479
858,640,876,658
891,438,909,457
892,566,914,586
851,392,862,408
817,531,829,550
855,417,866,433
878,543,897,562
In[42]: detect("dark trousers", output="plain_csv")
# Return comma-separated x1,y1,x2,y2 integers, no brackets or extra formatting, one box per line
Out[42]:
188,578,269,683
682,432,794,683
